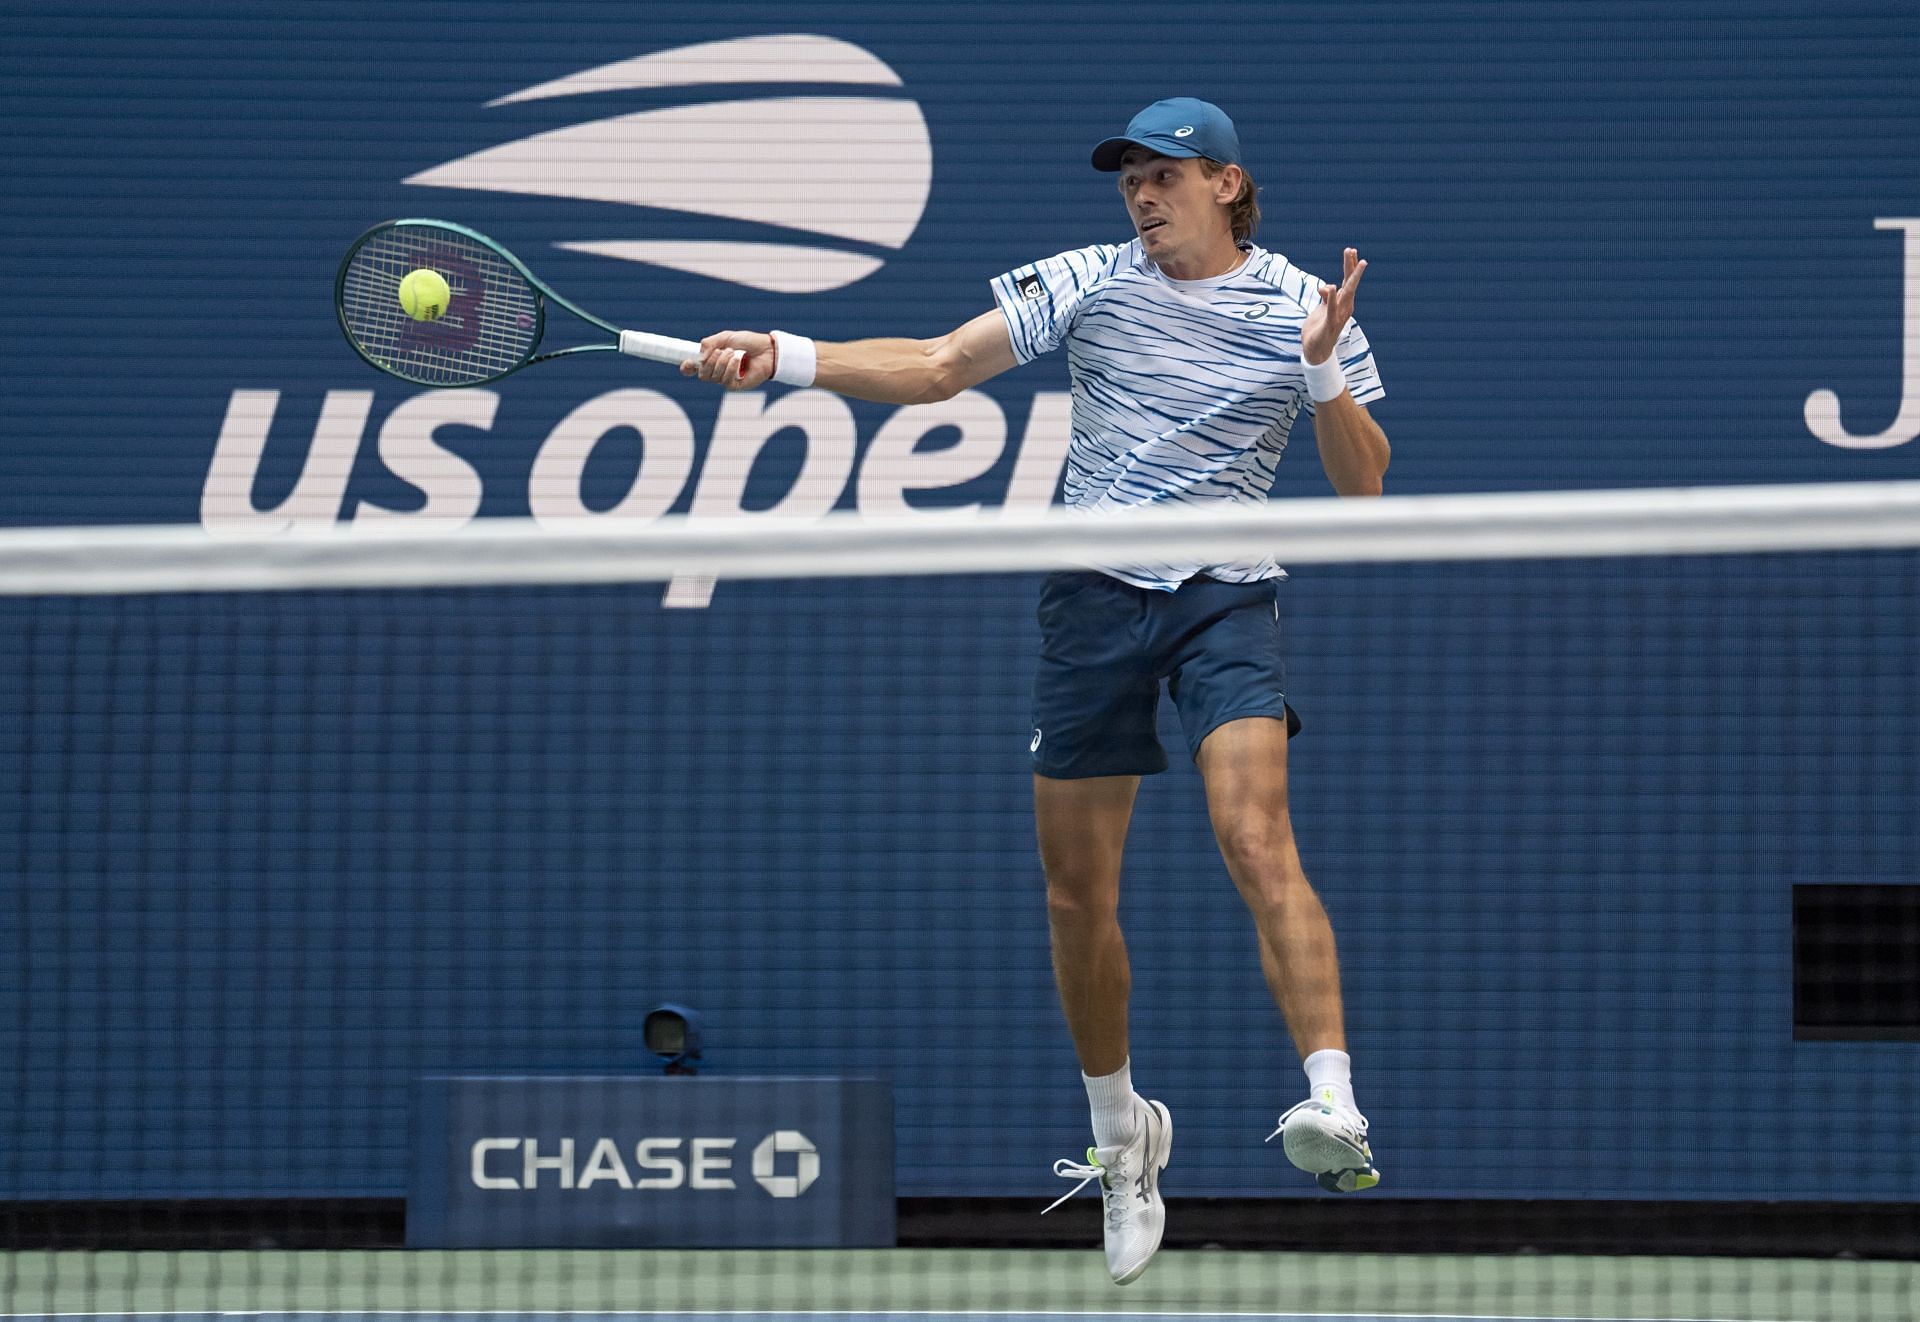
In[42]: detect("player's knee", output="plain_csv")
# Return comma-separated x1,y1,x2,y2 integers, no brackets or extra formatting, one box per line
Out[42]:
1221,825,1313,917
1215,819,1303,893
1043,863,1120,926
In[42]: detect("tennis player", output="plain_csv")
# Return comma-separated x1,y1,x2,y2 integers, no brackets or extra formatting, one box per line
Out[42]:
684,97,1389,1286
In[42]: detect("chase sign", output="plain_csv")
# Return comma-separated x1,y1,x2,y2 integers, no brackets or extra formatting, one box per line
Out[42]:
409,1075,894,1247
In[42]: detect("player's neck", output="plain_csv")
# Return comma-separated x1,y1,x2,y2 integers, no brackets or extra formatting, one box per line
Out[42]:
1154,235,1246,283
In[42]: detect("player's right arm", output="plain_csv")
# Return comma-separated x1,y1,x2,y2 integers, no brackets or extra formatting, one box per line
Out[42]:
679,310,1018,405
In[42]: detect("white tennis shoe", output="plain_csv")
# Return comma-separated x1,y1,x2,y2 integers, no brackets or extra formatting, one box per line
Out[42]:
1043,1097,1172,1285
1270,1090,1380,1193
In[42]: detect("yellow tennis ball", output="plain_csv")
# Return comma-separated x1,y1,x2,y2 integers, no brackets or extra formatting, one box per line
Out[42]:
398,268,451,321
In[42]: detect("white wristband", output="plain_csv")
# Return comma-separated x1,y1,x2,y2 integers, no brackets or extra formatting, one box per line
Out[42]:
1301,354,1346,403
770,330,817,388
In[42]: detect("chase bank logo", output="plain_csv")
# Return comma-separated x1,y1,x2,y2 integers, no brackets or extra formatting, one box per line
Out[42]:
752,1129,819,1198
403,34,930,294
467,1129,821,1196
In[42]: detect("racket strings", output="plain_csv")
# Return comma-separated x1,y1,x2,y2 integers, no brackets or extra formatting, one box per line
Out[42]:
340,225,540,386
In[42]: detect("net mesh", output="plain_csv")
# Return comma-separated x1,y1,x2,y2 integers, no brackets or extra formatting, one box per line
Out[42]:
3,493,1917,1322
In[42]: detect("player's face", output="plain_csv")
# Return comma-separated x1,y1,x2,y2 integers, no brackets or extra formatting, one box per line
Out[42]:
1117,150,1233,261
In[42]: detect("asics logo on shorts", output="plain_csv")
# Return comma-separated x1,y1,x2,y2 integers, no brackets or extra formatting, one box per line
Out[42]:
1031,728,1043,753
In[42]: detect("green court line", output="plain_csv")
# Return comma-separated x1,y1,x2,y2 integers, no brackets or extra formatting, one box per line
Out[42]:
3,1251,1915,1322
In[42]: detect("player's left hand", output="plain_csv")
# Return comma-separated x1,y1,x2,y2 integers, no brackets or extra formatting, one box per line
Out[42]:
1300,247,1367,366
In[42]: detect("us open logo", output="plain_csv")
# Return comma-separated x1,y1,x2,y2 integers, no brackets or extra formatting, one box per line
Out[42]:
404,34,931,294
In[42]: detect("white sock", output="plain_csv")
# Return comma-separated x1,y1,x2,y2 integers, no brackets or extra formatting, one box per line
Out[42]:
1083,1060,1140,1149
1303,1048,1358,1112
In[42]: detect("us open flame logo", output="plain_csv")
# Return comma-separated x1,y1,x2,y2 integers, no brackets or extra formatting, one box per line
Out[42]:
404,34,932,294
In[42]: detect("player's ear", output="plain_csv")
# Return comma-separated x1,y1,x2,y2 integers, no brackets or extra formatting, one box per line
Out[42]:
1213,164,1244,203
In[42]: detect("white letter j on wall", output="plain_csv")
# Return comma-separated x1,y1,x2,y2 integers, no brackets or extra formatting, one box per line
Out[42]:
1805,218,1920,450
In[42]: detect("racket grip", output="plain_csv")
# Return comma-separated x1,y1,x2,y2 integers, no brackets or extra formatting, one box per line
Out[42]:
618,330,703,366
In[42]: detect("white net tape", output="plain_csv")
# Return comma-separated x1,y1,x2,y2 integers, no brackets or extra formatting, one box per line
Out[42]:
2,480,1919,596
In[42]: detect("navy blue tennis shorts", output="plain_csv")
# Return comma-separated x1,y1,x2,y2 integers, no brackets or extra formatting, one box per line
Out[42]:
1030,570,1300,779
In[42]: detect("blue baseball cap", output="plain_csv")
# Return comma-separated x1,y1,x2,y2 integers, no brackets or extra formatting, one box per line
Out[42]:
1091,97,1242,172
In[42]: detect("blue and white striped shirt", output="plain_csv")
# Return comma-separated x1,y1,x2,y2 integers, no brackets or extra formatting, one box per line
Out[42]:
991,240,1384,590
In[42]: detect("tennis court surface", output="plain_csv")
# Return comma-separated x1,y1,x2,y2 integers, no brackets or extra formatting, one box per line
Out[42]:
5,1247,1918,1322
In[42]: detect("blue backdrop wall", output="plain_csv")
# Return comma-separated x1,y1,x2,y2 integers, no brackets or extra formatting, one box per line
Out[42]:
3,1,1918,1202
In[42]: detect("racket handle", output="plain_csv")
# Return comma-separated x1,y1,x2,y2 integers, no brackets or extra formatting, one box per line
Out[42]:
618,330,702,365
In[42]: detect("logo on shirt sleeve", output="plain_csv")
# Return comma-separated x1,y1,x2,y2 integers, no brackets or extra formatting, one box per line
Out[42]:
1018,274,1045,300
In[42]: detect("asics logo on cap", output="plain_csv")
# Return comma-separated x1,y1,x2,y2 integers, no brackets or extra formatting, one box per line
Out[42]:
404,34,931,294
1174,125,1195,137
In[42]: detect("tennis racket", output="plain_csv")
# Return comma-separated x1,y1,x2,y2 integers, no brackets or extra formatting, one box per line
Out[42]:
335,218,724,388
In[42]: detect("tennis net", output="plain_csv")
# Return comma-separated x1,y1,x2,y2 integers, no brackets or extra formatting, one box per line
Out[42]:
3,482,1917,1322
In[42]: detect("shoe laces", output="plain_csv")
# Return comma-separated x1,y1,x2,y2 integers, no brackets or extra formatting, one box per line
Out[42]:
1266,1096,1369,1144
1043,1147,1131,1228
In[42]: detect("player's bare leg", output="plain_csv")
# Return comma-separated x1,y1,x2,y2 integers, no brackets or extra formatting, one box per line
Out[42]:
1034,771,1172,1283
1034,772,1140,1076
1195,717,1345,1053
1197,715,1378,1192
